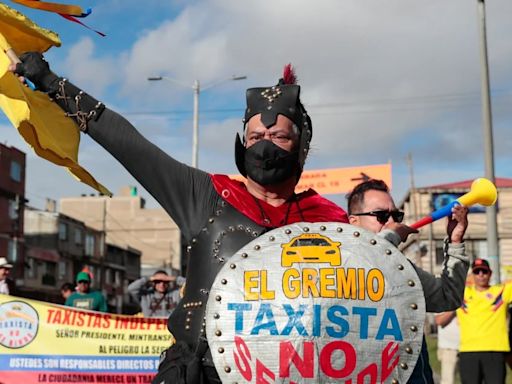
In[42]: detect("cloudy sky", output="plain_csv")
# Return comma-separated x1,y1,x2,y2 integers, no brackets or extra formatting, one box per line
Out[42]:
1,0,511,212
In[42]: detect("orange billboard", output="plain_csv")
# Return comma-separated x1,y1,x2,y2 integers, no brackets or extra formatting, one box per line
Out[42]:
230,163,392,195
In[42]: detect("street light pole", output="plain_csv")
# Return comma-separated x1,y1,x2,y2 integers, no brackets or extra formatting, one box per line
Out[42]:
148,75,247,168
477,0,500,283
192,80,200,168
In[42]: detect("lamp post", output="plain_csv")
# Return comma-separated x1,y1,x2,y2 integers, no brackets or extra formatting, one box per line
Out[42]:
148,75,247,168
476,0,500,283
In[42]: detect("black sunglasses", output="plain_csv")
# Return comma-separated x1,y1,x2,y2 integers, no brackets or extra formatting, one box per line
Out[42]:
153,280,169,285
352,210,404,224
473,269,490,275
77,280,90,284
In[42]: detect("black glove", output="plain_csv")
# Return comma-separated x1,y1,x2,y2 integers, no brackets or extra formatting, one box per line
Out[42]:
15,52,105,132
14,52,60,93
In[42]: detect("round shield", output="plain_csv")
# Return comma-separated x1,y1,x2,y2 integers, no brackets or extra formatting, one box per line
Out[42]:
206,222,426,383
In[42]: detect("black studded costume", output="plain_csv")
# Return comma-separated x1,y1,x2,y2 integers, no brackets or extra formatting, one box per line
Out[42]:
14,55,349,383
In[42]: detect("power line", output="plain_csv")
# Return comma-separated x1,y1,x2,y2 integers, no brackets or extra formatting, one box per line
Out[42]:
121,89,512,118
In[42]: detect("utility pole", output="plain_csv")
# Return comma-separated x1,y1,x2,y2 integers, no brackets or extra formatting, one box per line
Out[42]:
148,75,247,168
477,0,500,283
192,80,200,169
12,194,20,263
406,152,419,222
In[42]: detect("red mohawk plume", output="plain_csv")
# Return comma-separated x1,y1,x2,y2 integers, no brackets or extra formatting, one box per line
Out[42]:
282,63,297,85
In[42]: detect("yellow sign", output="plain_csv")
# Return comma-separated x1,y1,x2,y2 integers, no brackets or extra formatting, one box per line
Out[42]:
230,163,392,195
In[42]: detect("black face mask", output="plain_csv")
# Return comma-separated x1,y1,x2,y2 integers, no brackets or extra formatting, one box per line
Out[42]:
244,140,299,185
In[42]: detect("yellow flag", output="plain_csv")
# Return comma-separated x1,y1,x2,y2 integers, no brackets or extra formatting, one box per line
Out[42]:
0,3,111,196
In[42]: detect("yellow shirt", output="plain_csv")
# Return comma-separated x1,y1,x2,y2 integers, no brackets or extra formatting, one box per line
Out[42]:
457,283,512,352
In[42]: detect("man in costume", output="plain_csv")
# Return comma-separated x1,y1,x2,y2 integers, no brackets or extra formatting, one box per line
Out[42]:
11,54,348,383
65,271,108,312
346,179,469,384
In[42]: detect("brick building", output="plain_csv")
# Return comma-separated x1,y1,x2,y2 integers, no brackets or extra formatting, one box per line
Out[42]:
0,143,26,280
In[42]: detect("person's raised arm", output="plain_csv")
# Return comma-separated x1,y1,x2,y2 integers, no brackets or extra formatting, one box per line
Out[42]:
127,277,149,303
11,52,216,239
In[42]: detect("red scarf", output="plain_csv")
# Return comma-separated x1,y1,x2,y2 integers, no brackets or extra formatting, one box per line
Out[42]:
211,174,348,228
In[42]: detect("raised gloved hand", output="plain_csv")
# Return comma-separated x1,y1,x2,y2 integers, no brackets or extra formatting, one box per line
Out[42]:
11,51,105,132
14,52,60,93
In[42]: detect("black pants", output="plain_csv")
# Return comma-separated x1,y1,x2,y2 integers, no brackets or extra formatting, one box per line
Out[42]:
407,335,434,383
459,351,506,384
151,341,221,384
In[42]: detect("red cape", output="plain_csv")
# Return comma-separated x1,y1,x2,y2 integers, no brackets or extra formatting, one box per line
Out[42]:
211,174,348,228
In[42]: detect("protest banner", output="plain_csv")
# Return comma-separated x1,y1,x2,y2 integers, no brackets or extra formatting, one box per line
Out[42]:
0,296,172,384
206,222,425,383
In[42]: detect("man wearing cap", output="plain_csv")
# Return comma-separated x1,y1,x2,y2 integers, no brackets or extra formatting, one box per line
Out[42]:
456,258,512,384
128,270,181,318
0,257,14,295
65,271,108,312
12,56,348,383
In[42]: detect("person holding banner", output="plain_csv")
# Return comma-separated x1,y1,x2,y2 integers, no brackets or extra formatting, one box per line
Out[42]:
65,271,108,312
11,55,348,383
128,270,181,318
346,179,469,384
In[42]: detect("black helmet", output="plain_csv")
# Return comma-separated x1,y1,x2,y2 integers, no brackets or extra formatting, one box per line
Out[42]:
235,64,312,180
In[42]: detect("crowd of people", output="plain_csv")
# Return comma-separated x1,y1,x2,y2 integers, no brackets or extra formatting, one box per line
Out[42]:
0,53,509,383
55,269,184,317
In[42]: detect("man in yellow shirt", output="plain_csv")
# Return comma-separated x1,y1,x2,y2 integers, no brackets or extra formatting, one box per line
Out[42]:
457,258,512,384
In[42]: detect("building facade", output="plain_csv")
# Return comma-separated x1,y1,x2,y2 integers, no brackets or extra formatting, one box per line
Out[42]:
399,178,512,281
24,207,141,311
0,143,26,281
59,186,181,275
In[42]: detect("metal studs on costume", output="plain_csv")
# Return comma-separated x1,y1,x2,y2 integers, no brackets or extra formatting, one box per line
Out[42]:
260,86,283,104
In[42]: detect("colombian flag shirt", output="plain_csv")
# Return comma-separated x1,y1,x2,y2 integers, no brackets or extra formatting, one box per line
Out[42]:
457,283,512,352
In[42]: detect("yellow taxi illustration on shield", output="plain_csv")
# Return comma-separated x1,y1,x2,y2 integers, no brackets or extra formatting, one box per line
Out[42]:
281,233,342,267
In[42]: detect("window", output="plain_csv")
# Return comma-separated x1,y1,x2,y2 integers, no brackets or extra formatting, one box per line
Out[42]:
10,161,21,182
58,223,68,241
8,200,18,219
85,234,95,256
74,228,83,245
26,258,35,278
7,240,17,262
42,262,57,286
435,240,445,266
45,261,56,276
467,240,488,263
58,261,67,280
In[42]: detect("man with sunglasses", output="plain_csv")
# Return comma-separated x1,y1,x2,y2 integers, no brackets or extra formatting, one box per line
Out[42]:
128,270,181,318
65,271,108,312
347,179,469,384
455,259,512,384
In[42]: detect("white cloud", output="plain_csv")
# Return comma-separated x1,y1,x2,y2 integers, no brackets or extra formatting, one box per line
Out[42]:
4,0,512,208
59,37,119,97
